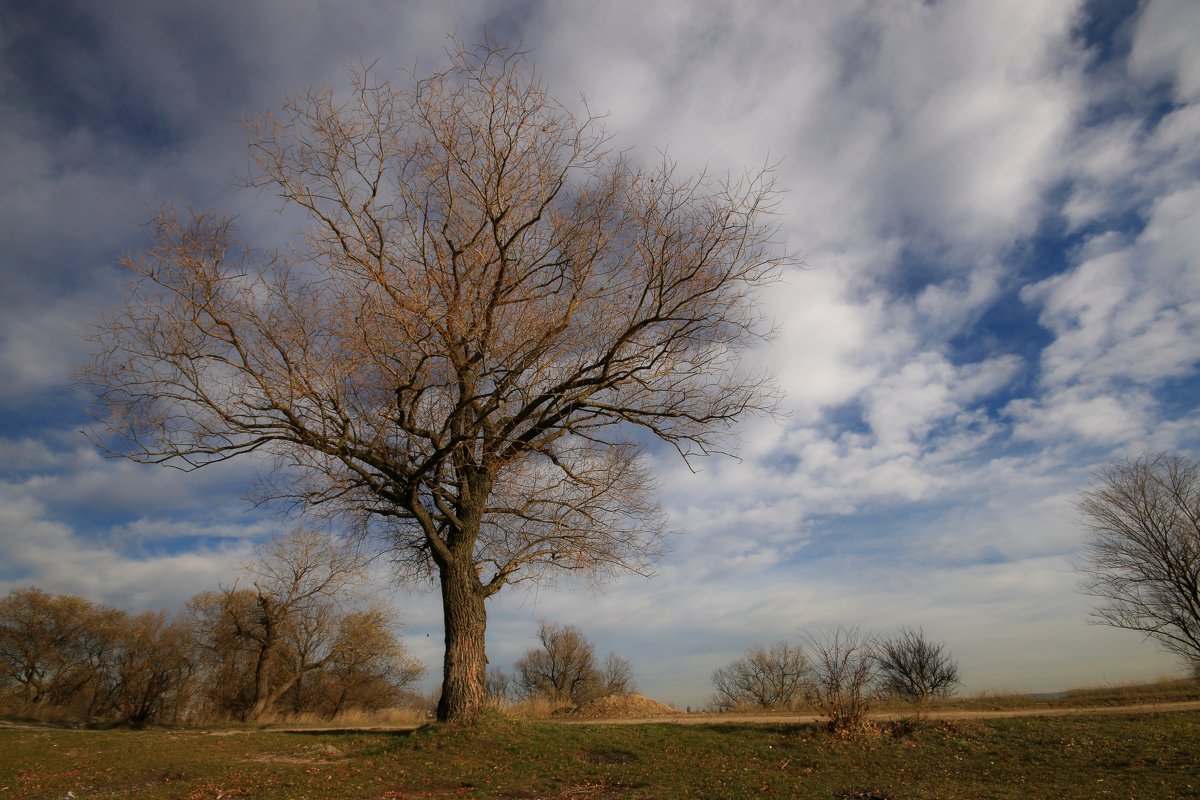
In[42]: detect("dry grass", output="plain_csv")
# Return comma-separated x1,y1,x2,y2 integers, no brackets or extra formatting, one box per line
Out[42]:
503,696,576,720
1062,675,1200,704
229,706,432,729
946,675,1200,712
688,675,1200,718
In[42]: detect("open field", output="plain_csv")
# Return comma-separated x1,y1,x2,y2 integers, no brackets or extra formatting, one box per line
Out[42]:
2,705,1198,799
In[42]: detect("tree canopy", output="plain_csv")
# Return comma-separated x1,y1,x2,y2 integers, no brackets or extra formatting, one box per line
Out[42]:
84,40,787,723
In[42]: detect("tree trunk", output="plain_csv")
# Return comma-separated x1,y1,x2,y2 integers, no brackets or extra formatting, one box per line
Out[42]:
436,558,488,724
248,594,276,720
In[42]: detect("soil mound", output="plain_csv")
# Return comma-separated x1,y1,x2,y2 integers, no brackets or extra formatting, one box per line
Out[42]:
558,693,678,719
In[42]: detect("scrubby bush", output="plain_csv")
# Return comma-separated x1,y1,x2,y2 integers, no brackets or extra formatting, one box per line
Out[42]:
710,641,809,711
803,627,877,733
875,627,959,711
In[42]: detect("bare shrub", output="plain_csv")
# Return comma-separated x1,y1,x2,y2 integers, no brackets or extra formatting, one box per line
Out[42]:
874,627,960,712
486,666,512,707
600,652,635,696
803,627,877,733
710,641,809,711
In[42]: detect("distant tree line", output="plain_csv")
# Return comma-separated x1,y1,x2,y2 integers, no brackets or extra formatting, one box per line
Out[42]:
0,530,424,725
711,627,960,731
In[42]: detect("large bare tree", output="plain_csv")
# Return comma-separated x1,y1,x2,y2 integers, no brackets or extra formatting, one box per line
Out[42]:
83,41,786,723
1078,452,1200,675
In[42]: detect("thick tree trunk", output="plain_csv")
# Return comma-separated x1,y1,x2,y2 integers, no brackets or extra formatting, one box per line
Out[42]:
436,558,489,724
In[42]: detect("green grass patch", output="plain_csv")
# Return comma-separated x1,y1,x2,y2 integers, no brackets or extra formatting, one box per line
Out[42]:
1,710,1197,799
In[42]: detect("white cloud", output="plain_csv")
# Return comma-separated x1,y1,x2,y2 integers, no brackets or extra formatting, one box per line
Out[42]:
0,481,253,612
1128,0,1200,103
0,296,104,404
760,258,896,422
1018,183,1200,435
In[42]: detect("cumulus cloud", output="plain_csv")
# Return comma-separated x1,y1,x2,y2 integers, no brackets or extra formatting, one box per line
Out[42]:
0,480,254,612
1015,121,1200,446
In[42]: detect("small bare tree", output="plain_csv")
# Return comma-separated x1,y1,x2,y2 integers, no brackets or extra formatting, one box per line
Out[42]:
108,612,197,724
710,641,809,711
511,621,633,705
318,607,425,716
599,652,635,696
1078,452,1200,675
513,621,599,705
485,666,512,705
803,627,877,733
82,40,785,723
874,627,959,712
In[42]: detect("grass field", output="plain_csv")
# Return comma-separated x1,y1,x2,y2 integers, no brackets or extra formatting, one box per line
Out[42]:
2,707,1197,799
943,676,1200,712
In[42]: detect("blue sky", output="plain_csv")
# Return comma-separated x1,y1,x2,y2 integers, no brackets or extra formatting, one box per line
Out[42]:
1,0,1198,709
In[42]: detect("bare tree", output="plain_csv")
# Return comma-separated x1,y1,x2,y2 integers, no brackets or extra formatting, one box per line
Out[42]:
0,581,415,724
106,611,197,724
190,528,369,719
510,621,631,705
318,607,426,716
82,40,785,723
1078,452,1200,675
0,588,124,716
803,627,877,733
599,651,635,696
513,621,599,704
874,627,959,711
0,589,196,724
710,641,808,711
486,666,512,705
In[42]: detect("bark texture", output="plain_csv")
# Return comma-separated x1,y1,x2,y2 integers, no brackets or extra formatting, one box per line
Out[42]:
437,561,489,723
